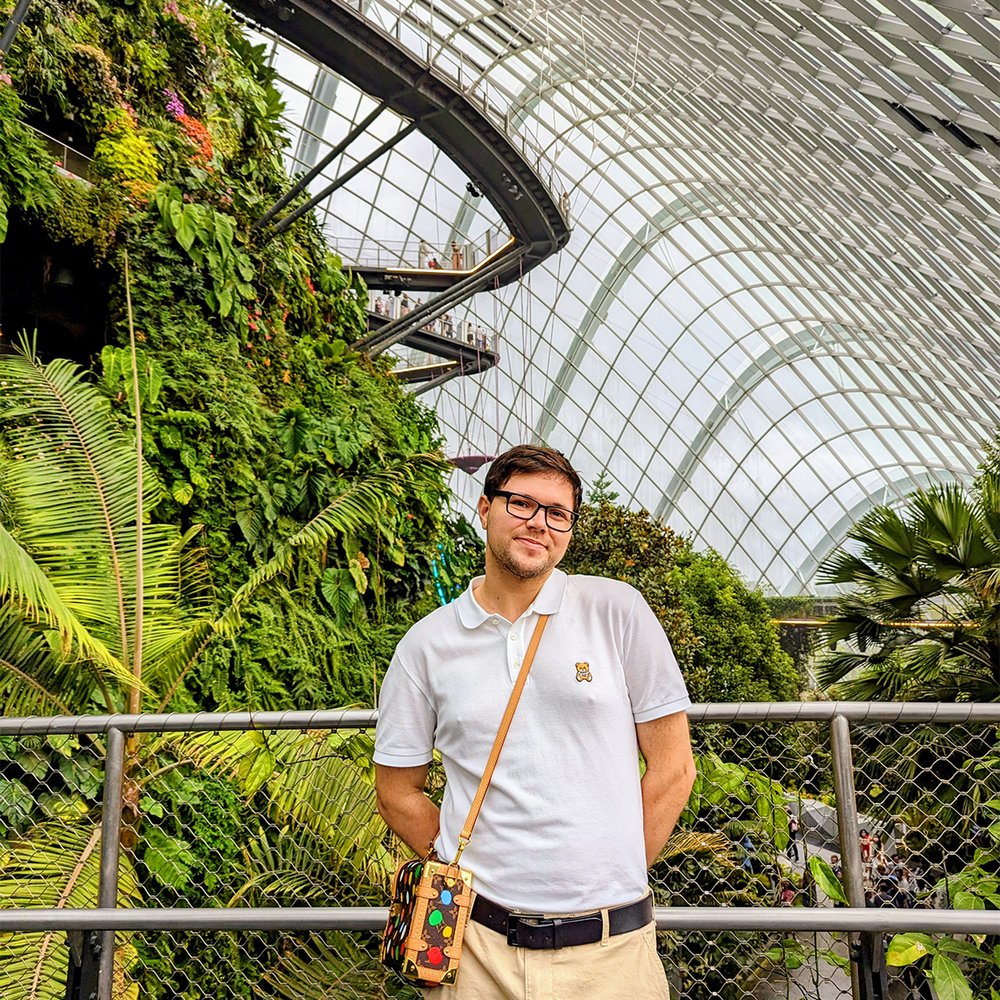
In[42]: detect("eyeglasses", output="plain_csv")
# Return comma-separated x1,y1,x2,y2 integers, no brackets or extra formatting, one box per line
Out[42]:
491,491,577,532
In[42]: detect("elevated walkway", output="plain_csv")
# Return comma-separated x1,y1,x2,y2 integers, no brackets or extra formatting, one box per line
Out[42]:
365,305,498,392
335,228,516,293
226,0,569,302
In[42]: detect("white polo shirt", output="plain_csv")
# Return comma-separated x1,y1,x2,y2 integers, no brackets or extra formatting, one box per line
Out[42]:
374,569,691,913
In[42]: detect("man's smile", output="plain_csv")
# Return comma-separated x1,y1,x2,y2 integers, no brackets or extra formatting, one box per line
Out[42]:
516,536,546,551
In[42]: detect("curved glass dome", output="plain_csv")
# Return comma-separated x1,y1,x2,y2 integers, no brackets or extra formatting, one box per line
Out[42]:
251,0,1000,595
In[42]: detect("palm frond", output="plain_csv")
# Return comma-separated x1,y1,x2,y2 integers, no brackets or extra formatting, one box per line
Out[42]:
912,484,996,573
0,527,122,674
167,729,392,882
0,352,159,583
847,505,920,570
265,733,392,882
0,351,149,666
216,454,448,634
230,826,372,905
659,830,732,861
818,597,894,651
259,932,409,1000
818,551,881,587
0,607,97,716
0,350,211,704
0,822,140,1000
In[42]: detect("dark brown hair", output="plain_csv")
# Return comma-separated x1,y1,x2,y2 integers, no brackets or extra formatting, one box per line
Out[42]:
483,445,583,512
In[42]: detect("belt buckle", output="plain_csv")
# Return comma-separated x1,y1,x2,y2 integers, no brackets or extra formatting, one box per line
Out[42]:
506,912,603,949
506,912,546,948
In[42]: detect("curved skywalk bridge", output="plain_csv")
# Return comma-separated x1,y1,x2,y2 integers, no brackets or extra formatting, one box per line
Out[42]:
226,0,570,363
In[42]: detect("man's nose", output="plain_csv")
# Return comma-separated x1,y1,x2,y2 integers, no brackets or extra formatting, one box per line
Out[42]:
525,507,547,528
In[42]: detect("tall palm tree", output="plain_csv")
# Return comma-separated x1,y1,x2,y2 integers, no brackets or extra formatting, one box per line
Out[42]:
0,344,448,997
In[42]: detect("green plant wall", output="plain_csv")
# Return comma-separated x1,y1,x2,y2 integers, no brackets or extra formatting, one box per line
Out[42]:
0,0,480,714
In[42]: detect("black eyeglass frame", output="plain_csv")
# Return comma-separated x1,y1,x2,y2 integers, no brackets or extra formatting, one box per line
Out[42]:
490,490,578,532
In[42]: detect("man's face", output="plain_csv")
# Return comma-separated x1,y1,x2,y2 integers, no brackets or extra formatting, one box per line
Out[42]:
477,472,575,582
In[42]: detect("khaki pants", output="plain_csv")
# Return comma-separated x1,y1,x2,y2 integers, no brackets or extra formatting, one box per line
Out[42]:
427,913,670,999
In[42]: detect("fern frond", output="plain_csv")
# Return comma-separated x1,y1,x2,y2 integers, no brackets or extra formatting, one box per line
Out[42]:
216,454,447,634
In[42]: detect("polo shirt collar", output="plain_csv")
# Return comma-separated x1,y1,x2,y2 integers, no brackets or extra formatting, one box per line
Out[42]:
455,568,567,628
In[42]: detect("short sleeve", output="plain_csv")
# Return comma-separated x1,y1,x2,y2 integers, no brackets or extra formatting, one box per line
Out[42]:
373,652,437,767
621,591,691,723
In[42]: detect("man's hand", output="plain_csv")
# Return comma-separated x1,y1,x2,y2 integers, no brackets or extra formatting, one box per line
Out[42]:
375,763,441,857
636,711,697,867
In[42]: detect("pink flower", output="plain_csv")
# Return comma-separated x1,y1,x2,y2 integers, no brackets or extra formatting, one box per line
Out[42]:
0,72,12,87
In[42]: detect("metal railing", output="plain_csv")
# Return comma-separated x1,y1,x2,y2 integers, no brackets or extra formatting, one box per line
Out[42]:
329,224,510,272
0,703,996,999
23,121,94,182
369,291,497,351
352,0,565,197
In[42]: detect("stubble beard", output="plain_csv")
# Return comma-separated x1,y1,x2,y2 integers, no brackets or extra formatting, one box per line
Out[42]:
487,532,554,581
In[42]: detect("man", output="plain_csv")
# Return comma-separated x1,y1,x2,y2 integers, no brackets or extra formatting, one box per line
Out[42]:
375,445,696,998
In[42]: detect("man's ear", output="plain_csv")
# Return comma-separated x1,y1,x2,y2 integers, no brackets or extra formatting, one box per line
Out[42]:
477,494,490,528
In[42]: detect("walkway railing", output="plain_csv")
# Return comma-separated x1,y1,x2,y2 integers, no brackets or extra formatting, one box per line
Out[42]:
351,0,565,197
331,223,510,272
0,703,996,1000
369,291,496,350
23,121,94,182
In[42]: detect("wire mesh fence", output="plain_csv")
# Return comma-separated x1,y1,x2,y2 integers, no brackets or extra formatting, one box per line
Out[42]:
0,705,996,1000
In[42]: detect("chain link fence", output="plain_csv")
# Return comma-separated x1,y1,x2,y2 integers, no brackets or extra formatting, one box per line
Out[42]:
0,705,997,999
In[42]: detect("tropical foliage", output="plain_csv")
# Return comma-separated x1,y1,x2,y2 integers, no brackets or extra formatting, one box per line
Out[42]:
561,493,800,703
0,0,475,992
817,472,1000,702
816,465,1000,998
884,789,1000,1000
0,345,448,996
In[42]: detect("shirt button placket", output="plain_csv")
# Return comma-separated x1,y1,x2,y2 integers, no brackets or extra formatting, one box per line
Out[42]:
508,629,521,679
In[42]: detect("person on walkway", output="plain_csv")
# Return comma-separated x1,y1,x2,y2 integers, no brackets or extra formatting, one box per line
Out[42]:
786,808,801,862
860,828,873,866
418,238,433,268
374,445,695,999
451,241,464,269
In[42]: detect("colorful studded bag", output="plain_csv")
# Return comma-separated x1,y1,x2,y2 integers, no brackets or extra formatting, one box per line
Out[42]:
380,614,550,988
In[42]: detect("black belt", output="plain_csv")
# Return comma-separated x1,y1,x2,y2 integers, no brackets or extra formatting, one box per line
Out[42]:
471,893,653,949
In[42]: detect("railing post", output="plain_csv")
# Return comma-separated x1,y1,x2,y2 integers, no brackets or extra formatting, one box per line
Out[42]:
831,714,886,1000
97,726,127,1000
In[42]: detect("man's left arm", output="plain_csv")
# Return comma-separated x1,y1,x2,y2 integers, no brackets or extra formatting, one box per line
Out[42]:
636,710,696,867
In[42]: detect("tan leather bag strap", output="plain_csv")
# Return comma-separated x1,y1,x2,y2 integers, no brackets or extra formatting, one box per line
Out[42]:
452,613,549,863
